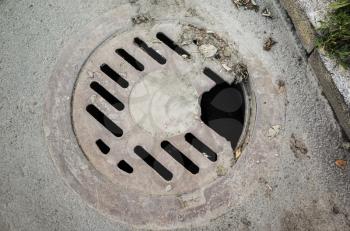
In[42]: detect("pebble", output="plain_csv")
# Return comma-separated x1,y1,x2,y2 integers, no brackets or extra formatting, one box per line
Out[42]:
199,44,218,58
165,185,172,192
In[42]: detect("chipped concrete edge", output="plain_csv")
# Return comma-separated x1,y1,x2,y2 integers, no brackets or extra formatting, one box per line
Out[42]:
279,0,350,138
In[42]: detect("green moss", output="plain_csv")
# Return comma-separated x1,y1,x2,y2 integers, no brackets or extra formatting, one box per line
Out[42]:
317,0,350,68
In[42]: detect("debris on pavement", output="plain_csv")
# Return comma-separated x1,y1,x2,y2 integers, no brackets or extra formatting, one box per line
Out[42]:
258,177,273,198
180,24,249,82
216,165,228,176
341,142,350,150
222,63,232,72
335,159,347,169
165,185,172,192
131,14,153,25
290,134,309,158
232,0,259,12
262,7,273,18
276,80,286,93
263,37,277,51
199,44,218,58
181,54,189,59
267,125,282,138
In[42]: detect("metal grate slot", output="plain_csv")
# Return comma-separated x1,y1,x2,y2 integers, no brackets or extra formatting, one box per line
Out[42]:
96,139,110,154
100,64,129,88
116,49,145,71
203,67,225,84
118,160,133,174
134,146,173,181
134,37,166,65
86,104,123,137
161,141,199,174
185,133,217,162
90,82,124,111
156,32,190,58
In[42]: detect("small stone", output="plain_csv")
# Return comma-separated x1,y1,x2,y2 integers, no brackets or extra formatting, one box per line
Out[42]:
335,160,347,169
222,63,232,72
216,165,228,176
165,185,172,192
182,54,189,59
223,47,232,57
267,125,282,138
203,153,210,159
263,37,277,51
199,44,218,58
341,142,350,150
262,8,273,18
132,14,152,25
233,0,259,11
290,134,308,158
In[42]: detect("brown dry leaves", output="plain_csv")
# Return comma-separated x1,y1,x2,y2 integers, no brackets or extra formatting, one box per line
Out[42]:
335,160,347,169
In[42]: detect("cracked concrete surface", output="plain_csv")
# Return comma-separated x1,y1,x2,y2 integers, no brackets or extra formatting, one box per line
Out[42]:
0,0,349,230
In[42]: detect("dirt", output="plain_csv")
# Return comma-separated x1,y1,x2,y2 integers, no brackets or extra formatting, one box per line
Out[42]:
131,14,154,25
263,37,277,51
290,134,309,159
232,0,259,12
179,24,249,83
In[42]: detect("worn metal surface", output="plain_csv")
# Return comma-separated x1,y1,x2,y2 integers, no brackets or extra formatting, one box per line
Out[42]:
46,4,255,227
72,23,240,195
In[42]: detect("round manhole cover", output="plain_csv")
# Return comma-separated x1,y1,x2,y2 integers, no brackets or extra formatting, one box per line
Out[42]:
45,5,254,229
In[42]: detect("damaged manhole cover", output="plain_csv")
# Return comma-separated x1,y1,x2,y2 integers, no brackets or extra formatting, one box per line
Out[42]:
45,5,254,229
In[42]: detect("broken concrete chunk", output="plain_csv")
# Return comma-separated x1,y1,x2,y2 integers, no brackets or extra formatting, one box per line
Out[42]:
199,44,218,58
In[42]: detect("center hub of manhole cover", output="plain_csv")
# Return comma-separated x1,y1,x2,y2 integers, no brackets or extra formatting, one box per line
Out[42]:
46,7,254,227
129,70,200,137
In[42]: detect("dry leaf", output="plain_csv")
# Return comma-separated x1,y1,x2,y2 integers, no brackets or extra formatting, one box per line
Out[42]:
335,160,347,169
